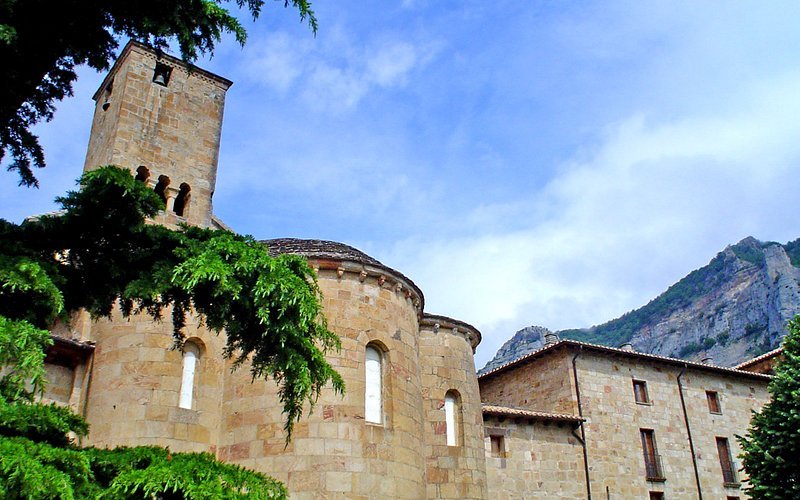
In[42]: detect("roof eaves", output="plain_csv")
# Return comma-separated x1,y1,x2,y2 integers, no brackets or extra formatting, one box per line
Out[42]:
734,347,784,370
481,404,584,423
478,339,773,382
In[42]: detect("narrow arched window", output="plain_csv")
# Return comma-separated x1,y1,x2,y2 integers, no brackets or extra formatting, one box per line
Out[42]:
179,342,200,409
365,345,383,424
445,390,462,446
172,183,191,216
154,175,170,205
135,166,150,184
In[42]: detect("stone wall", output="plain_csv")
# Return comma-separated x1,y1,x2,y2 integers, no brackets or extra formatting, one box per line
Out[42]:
478,347,577,415
483,416,585,499
42,364,75,405
82,308,227,454
83,41,231,228
574,349,769,499
419,315,487,499
218,263,427,499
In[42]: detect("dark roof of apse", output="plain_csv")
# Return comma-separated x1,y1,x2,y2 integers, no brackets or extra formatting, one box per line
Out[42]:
261,238,425,308
263,238,384,266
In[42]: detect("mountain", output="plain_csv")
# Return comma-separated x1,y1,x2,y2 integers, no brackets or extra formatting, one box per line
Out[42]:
481,236,800,373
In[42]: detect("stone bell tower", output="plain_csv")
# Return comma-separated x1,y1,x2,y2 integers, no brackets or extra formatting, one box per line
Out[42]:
83,40,232,228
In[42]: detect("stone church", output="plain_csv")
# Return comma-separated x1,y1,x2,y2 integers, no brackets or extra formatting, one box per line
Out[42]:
43,41,776,499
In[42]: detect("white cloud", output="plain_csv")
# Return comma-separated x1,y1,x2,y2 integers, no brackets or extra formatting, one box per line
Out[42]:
384,72,800,368
241,33,309,92
239,32,432,112
365,42,418,87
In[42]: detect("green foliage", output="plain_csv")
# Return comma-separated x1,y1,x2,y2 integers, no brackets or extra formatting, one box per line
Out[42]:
561,250,735,347
784,238,800,268
0,316,52,400
731,240,766,266
0,166,344,439
0,401,287,499
0,166,317,497
0,436,93,500
678,341,702,358
717,329,730,346
0,398,88,447
745,322,767,337
87,447,286,499
0,0,317,186
738,316,800,498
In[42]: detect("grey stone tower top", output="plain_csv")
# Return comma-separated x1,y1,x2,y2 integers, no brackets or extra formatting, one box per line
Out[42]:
83,40,232,228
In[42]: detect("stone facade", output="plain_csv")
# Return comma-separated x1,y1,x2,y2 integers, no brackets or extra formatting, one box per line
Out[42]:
482,410,586,500
39,40,778,499
479,341,772,499
419,315,487,499
84,41,231,229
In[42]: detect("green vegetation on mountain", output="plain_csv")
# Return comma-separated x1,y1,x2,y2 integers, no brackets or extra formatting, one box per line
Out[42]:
784,237,800,267
484,236,800,373
560,249,736,347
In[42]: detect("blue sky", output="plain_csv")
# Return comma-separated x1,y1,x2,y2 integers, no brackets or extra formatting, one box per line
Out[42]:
3,1,800,368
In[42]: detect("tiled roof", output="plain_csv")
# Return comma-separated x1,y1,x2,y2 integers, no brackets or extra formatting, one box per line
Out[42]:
478,339,773,381
46,335,95,368
734,347,784,370
263,238,385,267
481,404,584,423
261,238,424,309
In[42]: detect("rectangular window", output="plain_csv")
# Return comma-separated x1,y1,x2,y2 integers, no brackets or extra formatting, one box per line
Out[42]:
717,437,739,485
633,380,650,404
641,429,664,480
707,391,722,413
365,346,383,424
649,492,664,500
490,435,505,458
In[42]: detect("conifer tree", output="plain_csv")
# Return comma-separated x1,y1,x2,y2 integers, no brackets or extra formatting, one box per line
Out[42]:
738,316,800,498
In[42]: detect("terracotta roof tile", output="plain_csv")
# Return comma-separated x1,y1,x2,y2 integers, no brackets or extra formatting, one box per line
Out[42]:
481,404,583,422
734,347,784,370
479,339,772,381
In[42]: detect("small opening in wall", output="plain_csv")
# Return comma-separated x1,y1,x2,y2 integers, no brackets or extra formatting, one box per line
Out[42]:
707,390,722,414
135,166,150,184
173,183,191,217
153,62,172,87
101,79,113,111
490,435,505,458
633,379,650,404
154,175,170,205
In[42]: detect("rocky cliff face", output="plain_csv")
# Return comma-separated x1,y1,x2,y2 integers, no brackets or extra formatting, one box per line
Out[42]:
481,237,800,373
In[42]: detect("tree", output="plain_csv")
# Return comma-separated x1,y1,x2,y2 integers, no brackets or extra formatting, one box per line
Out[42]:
0,166,345,497
738,316,800,498
0,166,344,437
0,0,317,187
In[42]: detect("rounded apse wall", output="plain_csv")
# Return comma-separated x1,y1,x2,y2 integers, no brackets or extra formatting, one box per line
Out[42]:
82,308,226,453
219,239,427,499
419,314,487,499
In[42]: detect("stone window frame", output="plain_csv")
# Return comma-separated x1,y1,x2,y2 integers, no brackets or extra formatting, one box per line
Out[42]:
632,379,651,405
716,436,740,487
178,338,204,410
364,342,386,425
706,390,722,414
640,428,665,481
444,389,463,447
489,434,506,458
153,62,173,87
173,182,191,217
